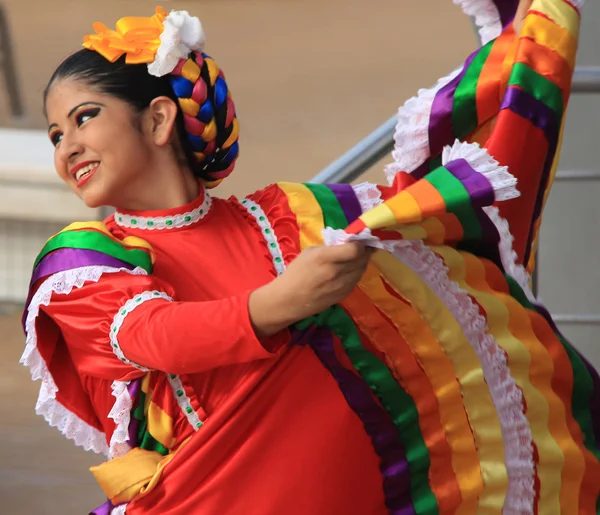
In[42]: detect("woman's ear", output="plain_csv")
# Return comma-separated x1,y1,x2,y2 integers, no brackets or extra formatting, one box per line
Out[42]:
146,96,180,147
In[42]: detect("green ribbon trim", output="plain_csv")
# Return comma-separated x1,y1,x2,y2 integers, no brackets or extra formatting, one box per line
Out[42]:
302,183,349,229
296,307,438,515
133,388,170,457
508,63,564,121
34,229,152,274
425,167,482,241
453,40,494,139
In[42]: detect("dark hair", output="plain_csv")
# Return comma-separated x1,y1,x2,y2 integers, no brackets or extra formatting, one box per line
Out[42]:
44,49,239,185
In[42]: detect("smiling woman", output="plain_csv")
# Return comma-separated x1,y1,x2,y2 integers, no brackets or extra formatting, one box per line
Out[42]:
21,2,600,515
43,48,203,210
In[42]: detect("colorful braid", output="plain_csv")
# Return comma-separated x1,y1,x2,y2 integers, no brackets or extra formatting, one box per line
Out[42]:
168,51,239,188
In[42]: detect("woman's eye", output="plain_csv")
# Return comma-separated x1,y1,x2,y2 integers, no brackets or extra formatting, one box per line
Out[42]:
50,132,63,147
76,107,101,127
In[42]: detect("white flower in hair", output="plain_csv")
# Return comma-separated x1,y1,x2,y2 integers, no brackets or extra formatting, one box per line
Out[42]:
148,10,206,77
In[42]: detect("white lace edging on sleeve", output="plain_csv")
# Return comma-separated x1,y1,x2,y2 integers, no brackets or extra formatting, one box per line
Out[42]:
109,290,173,372
384,65,464,184
383,0,505,185
20,265,148,455
442,139,520,201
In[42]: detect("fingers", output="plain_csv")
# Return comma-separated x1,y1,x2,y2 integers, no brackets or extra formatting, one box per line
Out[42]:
331,250,371,289
321,242,371,264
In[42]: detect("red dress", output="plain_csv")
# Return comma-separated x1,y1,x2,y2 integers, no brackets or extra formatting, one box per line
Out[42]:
23,3,600,511
36,184,387,514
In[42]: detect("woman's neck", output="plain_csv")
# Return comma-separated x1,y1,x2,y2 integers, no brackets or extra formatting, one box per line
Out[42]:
114,155,200,212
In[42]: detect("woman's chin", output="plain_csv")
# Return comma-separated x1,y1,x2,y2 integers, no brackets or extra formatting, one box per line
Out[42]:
78,187,110,210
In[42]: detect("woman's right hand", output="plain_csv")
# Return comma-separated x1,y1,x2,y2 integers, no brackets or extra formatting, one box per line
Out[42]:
249,242,372,338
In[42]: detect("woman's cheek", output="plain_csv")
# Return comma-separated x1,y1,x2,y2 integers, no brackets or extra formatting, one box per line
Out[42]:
54,157,70,184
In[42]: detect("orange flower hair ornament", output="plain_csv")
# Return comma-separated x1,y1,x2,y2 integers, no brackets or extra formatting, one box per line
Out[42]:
82,6,206,77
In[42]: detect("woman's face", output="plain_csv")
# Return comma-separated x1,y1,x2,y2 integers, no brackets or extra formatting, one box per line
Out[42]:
45,78,156,209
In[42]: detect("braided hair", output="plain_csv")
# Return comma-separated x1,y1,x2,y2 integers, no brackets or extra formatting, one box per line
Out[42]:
168,52,239,188
44,49,239,188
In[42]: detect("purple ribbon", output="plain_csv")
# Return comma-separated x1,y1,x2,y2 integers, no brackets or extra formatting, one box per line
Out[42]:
494,0,520,29
428,49,481,159
326,183,363,222
444,158,496,207
30,248,133,286
306,328,414,514
90,499,125,515
127,379,143,445
472,207,503,266
22,248,135,330
443,158,504,268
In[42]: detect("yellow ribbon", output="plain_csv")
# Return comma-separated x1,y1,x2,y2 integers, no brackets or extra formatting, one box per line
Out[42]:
82,7,167,64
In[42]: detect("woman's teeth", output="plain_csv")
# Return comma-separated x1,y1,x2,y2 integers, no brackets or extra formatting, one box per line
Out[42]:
75,163,99,181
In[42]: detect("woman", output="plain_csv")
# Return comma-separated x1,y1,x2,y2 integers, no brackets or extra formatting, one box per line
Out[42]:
22,1,599,514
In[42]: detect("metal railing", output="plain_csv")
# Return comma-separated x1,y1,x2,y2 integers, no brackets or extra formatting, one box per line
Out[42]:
309,67,600,185
0,3,24,118
309,67,600,327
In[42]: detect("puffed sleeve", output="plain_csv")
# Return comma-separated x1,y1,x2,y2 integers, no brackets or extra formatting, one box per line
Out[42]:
41,270,288,379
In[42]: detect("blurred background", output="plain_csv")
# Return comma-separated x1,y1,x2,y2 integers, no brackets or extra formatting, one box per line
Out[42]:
0,1,597,513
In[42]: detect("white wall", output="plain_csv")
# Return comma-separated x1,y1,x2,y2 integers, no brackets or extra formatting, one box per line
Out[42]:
0,129,99,301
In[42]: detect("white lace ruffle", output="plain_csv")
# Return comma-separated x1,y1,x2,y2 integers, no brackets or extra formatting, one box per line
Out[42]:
148,10,206,77
20,265,148,455
110,290,173,371
442,140,520,202
36,382,108,455
388,240,535,514
483,206,536,302
453,0,503,45
111,505,127,515
352,182,383,214
108,380,135,459
384,65,464,184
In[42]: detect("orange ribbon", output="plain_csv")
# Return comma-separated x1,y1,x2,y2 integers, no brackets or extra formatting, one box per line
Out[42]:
82,6,167,64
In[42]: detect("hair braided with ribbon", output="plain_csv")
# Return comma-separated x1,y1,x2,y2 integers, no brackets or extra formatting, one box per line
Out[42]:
168,52,239,188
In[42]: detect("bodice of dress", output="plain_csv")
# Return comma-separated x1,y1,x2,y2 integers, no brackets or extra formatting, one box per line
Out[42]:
105,185,298,417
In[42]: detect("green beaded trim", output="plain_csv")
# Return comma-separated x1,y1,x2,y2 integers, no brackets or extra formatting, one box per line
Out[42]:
114,193,212,230
240,199,286,275
167,374,203,430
